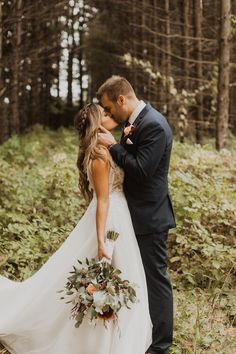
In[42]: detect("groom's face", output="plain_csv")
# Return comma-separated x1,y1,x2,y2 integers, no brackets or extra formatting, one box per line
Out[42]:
100,93,129,124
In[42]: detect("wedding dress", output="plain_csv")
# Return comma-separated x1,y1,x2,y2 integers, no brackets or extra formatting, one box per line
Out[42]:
0,159,153,354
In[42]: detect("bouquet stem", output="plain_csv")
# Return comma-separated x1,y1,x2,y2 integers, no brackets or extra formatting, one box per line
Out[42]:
101,230,119,263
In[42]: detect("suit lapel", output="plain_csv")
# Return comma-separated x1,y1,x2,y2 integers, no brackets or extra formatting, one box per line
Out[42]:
132,102,152,127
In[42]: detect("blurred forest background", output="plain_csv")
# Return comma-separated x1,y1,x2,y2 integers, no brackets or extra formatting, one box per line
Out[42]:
0,1,236,353
0,0,236,149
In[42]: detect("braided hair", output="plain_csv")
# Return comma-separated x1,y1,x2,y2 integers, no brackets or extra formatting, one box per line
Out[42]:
74,103,111,202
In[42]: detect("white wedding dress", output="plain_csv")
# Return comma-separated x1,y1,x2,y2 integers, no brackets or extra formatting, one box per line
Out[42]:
0,160,152,354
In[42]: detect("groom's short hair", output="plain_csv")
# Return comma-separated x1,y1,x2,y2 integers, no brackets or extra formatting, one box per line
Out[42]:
97,75,135,102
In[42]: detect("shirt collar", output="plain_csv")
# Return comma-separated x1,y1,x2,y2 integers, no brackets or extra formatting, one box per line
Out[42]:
128,100,146,125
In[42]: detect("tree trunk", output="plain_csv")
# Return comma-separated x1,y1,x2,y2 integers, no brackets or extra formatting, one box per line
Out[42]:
183,0,190,90
11,0,22,135
67,41,74,107
165,0,171,120
141,0,146,98
131,0,137,91
0,1,4,143
56,52,60,99
78,36,83,107
194,0,203,144
0,1,3,92
179,0,190,143
67,5,75,107
216,0,231,150
78,11,84,108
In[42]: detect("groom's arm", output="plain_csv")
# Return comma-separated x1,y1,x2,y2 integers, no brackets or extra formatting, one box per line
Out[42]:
109,123,167,182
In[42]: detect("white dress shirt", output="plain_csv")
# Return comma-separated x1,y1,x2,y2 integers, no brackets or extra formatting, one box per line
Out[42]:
128,100,146,125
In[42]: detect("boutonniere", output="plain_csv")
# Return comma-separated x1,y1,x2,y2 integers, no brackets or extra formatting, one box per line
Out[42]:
124,124,136,137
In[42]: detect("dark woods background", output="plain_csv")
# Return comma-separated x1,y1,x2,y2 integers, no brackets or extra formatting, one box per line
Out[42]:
0,0,235,149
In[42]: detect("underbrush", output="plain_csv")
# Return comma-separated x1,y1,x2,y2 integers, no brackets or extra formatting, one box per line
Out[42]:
0,125,235,353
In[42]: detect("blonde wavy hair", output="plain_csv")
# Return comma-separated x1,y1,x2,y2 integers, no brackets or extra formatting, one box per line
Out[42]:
74,103,112,202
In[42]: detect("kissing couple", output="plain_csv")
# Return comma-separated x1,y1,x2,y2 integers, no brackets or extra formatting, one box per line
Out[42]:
0,75,176,354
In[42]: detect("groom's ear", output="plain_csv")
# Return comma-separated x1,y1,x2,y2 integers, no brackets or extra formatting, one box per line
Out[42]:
117,95,125,106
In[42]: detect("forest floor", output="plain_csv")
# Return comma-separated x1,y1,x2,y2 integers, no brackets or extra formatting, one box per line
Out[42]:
0,125,235,354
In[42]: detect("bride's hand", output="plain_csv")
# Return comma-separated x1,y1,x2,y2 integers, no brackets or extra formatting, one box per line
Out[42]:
98,244,111,261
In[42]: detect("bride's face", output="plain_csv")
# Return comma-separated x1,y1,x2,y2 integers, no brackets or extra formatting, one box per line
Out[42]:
99,106,118,131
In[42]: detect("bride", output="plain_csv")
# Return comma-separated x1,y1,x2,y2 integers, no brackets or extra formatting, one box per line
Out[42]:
0,103,152,354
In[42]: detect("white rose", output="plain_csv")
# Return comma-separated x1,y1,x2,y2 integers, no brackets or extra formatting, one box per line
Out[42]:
93,291,107,309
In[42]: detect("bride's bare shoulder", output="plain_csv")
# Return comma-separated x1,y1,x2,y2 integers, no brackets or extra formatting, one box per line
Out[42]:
91,146,111,169
91,155,110,176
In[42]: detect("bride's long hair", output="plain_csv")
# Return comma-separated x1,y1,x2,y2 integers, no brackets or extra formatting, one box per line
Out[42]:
74,103,111,203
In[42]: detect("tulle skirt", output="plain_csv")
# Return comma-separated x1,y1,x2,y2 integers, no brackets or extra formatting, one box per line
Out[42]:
0,191,152,354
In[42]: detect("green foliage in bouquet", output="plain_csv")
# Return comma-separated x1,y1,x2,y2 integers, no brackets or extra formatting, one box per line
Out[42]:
58,257,138,329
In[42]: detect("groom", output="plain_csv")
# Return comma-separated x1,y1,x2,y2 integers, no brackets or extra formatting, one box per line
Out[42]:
97,76,176,354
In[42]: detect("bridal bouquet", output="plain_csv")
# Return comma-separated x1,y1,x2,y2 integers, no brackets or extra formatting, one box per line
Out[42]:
58,230,138,329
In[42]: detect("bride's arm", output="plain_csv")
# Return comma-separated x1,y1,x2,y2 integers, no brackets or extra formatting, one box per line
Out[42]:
91,158,111,261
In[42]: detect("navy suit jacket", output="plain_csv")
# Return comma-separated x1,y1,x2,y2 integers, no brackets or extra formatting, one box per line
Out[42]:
109,103,176,235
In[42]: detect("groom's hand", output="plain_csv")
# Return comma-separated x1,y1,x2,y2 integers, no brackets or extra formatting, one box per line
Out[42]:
98,126,117,148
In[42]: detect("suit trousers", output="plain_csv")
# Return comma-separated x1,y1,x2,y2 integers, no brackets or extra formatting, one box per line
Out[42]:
136,231,173,354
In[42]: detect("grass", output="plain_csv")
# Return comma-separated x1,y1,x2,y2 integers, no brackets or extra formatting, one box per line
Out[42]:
1,288,235,354
0,125,235,353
